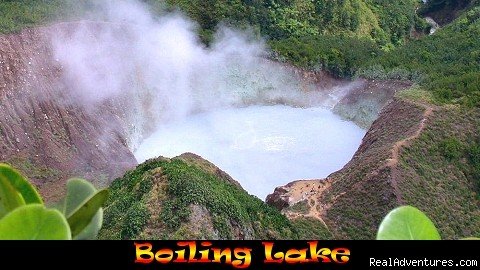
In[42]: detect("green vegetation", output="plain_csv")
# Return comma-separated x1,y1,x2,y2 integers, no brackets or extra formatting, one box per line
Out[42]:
59,179,106,239
99,156,331,240
467,140,480,195
2,0,478,100
398,105,480,238
359,6,480,106
286,200,310,215
0,0,90,34
291,217,333,240
162,0,423,77
162,0,480,107
0,0,422,44
437,138,464,161
4,157,60,181
164,0,420,45
0,0,423,79
159,158,294,239
0,0,479,241
431,133,480,195
0,164,107,240
396,86,435,103
270,35,379,77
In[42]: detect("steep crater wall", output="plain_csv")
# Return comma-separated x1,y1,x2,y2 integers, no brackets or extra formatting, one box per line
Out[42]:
0,24,137,201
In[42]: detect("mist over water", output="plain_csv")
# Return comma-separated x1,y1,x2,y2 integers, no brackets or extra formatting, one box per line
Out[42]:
52,0,340,150
135,105,365,199
51,0,366,198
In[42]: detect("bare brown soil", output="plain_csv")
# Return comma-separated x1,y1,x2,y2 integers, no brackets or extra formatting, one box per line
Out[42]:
0,23,136,201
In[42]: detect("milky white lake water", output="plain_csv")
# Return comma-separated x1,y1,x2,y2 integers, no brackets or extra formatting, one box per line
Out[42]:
134,105,365,199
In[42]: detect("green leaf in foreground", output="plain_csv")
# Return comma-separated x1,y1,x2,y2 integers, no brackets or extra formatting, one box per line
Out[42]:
377,206,441,240
0,164,43,205
0,204,71,240
73,209,103,240
62,179,106,239
67,189,108,238
0,175,25,219
64,178,97,216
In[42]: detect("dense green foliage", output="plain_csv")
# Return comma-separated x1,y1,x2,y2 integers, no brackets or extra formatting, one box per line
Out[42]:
0,0,88,34
100,157,331,239
291,217,333,239
270,35,379,77
0,0,421,44
467,141,480,196
432,134,480,196
359,6,480,106
164,0,420,45
1,0,479,241
0,0,424,79
161,158,295,239
161,0,423,77
398,106,480,238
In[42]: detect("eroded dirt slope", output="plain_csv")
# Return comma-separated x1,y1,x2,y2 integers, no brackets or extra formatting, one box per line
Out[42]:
0,24,136,201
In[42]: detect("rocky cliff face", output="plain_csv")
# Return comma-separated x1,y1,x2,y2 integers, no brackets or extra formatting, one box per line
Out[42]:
0,24,136,201
333,80,412,128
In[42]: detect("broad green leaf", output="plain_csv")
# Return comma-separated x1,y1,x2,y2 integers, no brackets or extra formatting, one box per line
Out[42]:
64,178,97,216
0,174,26,219
67,189,108,238
73,209,103,240
47,198,65,212
0,204,71,240
461,237,480,240
377,206,441,240
61,179,104,239
0,164,43,205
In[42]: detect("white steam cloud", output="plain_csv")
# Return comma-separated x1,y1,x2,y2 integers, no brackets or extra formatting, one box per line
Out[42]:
52,0,345,149
50,0,365,199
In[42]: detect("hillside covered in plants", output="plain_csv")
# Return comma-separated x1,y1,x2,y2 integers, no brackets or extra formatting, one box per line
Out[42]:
99,153,331,240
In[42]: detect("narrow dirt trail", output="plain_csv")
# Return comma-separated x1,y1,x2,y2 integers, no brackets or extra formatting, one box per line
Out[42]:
281,102,434,225
386,105,433,203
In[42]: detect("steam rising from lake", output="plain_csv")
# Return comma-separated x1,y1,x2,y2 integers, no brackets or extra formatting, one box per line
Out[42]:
51,0,366,198
52,0,339,150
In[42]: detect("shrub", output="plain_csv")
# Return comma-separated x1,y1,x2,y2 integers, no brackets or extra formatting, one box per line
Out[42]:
438,138,464,161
